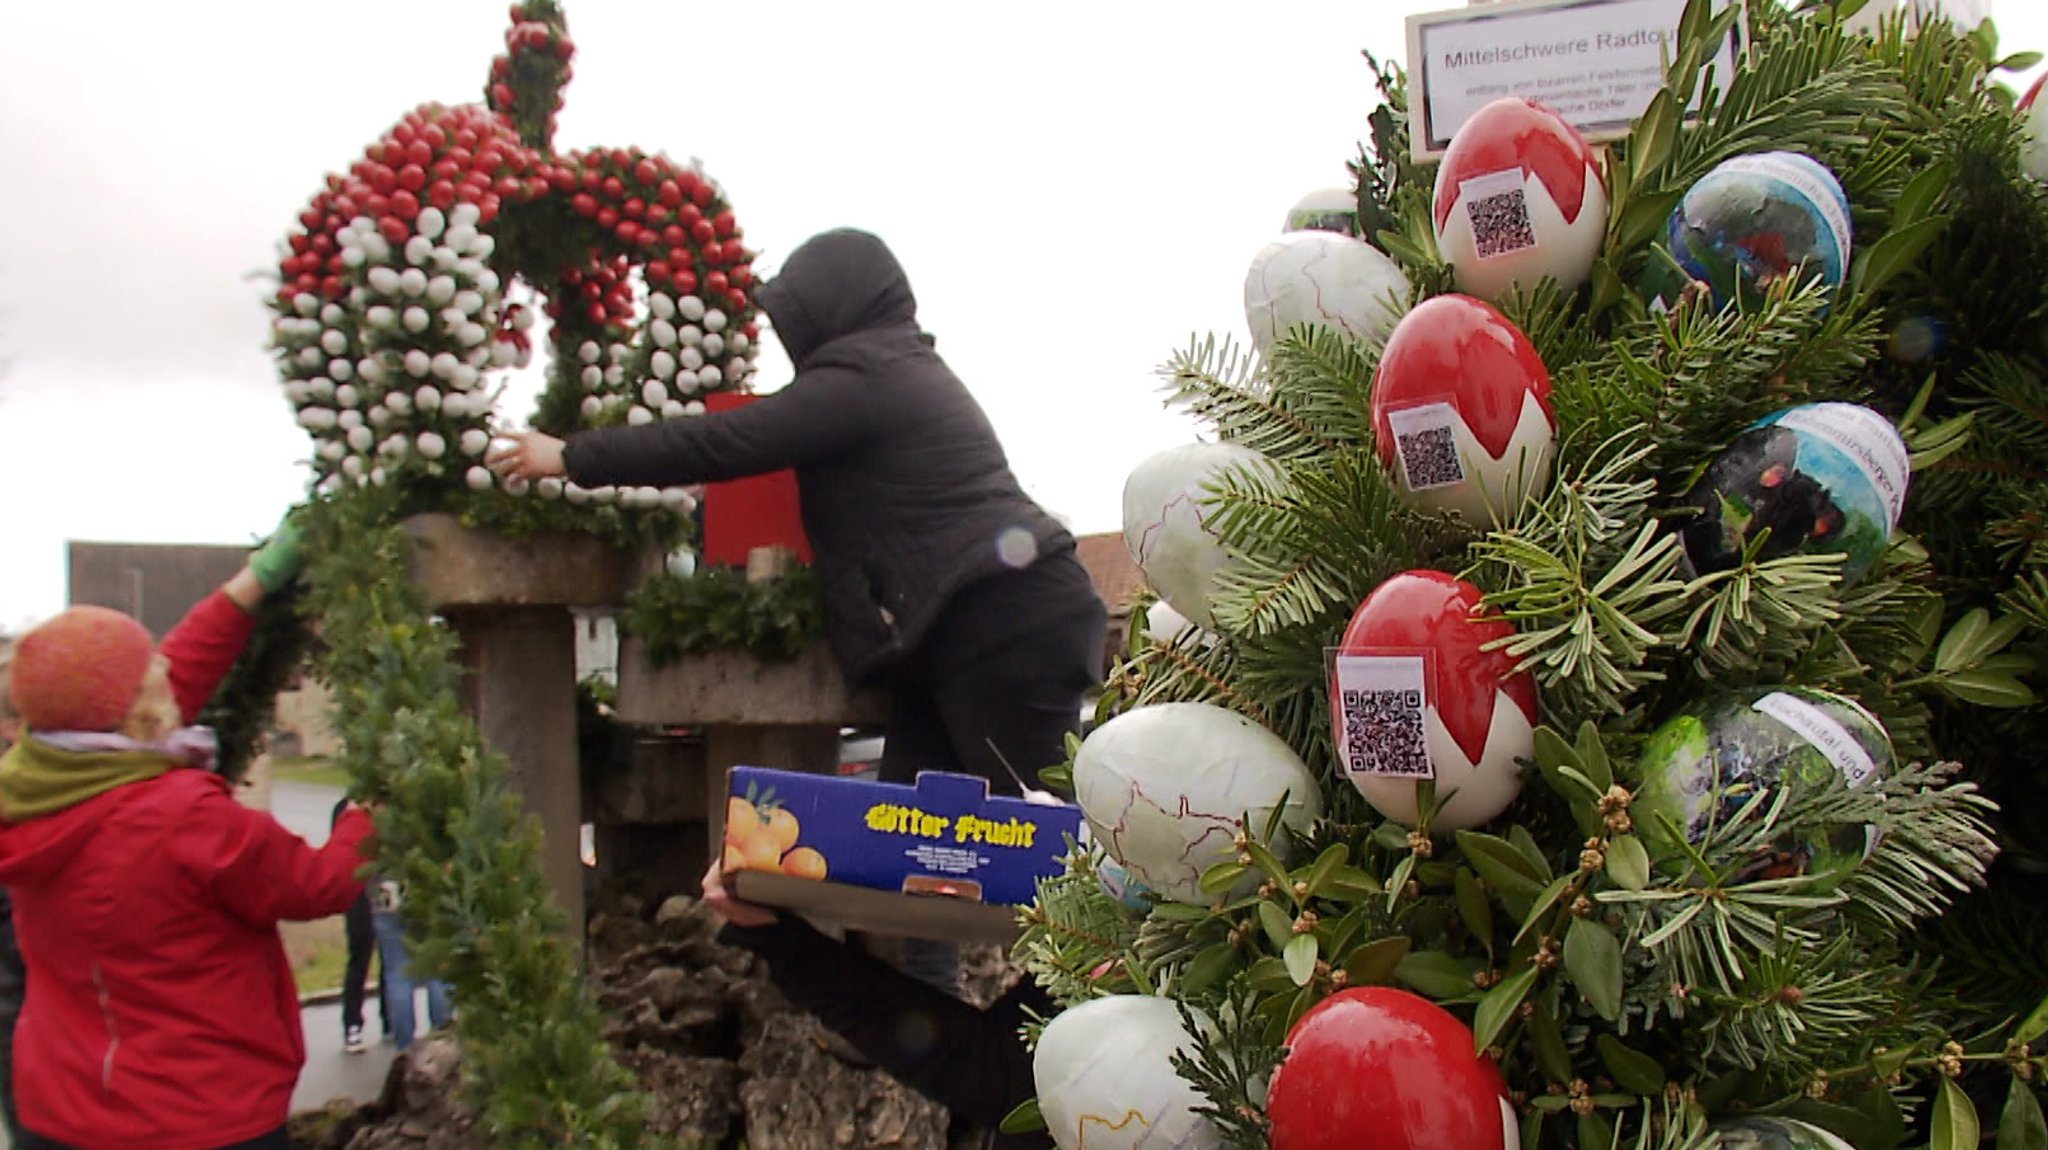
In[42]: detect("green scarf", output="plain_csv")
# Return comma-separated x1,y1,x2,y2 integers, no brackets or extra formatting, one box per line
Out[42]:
0,738,173,822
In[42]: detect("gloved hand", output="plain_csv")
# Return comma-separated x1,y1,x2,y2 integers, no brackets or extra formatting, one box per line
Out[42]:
249,507,306,593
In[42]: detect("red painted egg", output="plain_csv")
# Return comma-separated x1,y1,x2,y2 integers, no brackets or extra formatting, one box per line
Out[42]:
1432,98,1608,302
1370,294,1555,524
1330,570,1536,831
1268,987,1517,1150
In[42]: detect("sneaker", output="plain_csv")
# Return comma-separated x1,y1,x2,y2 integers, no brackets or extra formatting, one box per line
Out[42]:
344,1026,367,1054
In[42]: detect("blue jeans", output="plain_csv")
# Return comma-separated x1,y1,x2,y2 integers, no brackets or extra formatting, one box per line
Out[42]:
372,908,452,1050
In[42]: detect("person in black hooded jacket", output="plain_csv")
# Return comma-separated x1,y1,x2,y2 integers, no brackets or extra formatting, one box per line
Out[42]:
489,228,1104,777
488,228,1107,993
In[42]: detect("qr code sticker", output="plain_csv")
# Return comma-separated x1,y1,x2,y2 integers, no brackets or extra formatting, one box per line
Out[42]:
1461,167,1537,259
1386,403,1465,491
1332,654,1434,780
1342,687,1432,778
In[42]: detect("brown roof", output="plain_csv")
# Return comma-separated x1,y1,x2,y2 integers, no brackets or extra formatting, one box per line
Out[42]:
1074,532,1147,617
67,542,248,639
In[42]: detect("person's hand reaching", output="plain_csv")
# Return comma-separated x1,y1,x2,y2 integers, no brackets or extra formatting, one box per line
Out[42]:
700,858,778,929
485,430,568,482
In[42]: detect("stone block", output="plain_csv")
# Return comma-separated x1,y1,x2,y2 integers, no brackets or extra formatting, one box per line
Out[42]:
614,638,888,728
402,512,629,609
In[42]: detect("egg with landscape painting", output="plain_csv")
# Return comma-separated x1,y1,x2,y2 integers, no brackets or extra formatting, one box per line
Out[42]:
1634,687,1893,889
1678,402,1909,588
1072,701,1322,904
1243,230,1411,357
1282,186,1359,235
1432,97,1609,301
1033,995,1222,1150
1121,442,1278,631
1710,1116,1859,1150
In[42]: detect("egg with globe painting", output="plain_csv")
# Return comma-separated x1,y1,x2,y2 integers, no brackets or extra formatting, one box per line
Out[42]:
1634,687,1893,889
1711,1116,1859,1150
1678,402,1910,588
1656,151,1852,311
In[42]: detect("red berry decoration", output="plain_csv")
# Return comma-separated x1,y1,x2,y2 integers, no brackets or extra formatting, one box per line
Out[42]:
1268,988,1517,1150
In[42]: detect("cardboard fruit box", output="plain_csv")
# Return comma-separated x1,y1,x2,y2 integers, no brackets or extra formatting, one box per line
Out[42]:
723,766,1082,945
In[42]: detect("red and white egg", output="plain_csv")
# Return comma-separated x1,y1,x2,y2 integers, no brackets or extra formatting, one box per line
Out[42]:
1268,988,1517,1150
1432,98,1608,302
2022,73,2048,184
1330,570,1536,832
1370,294,1555,524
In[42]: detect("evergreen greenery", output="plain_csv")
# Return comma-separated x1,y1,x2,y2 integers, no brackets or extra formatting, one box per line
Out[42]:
1017,3,2048,1147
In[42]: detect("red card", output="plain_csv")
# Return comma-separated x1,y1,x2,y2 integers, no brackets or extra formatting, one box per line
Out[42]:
701,392,813,566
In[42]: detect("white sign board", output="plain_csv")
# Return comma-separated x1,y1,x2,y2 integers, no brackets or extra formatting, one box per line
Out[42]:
1406,0,1739,159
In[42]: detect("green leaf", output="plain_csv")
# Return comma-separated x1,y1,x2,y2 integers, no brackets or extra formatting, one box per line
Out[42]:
1456,867,1496,954
2018,991,2048,1045
1244,839,1293,888
1456,831,1548,899
1574,721,1614,792
1284,933,1320,987
1509,825,1557,883
1933,1076,1981,1150
1396,949,1479,999
1936,607,1993,673
1199,861,1250,896
1872,1045,1917,1080
1247,956,1298,993
1999,1075,2047,1150
1258,900,1295,951
1525,995,1574,1083
1940,671,2036,708
1891,160,1953,229
999,1097,1045,1135
1302,842,1351,900
1345,935,1413,986
1180,944,1241,997
1564,918,1625,1021
1850,216,1946,299
1595,1034,1665,1094
1516,874,1577,946
1605,834,1650,891
1576,1109,1615,1150
1473,965,1539,1053
1324,865,1384,900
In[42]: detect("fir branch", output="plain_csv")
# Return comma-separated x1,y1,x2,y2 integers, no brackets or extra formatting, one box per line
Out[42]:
1168,987,1281,1150
195,584,314,785
1157,334,1342,463
1014,866,1145,1008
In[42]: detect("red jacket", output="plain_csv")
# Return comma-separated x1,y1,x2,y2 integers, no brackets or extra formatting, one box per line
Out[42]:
0,591,371,1149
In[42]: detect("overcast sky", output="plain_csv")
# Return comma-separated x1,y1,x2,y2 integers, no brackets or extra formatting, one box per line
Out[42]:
1,1,2040,630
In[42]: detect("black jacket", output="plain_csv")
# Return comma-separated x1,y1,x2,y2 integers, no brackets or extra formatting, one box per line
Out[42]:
720,917,1052,1150
563,229,1075,685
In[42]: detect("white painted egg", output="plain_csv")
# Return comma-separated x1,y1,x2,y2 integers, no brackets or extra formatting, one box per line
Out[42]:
1121,442,1277,631
1244,231,1410,357
1033,996,1224,1150
1073,701,1321,904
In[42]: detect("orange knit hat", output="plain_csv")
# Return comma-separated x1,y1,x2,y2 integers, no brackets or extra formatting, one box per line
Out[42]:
8,606,157,733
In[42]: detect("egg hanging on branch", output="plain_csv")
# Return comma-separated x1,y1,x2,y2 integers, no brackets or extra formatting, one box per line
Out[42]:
1120,442,1278,631
1072,701,1321,904
1032,995,1223,1150
1330,570,1536,832
1432,97,1608,302
1369,294,1555,524
1243,230,1410,357
1654,151,1851,312
1267,987,1517,1150
1677,401,1909,587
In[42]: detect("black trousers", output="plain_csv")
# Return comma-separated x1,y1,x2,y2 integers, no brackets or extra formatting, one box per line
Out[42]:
0,889,23,1144
341,892,377,1034
21,1126,288,1150
877,549,1107,796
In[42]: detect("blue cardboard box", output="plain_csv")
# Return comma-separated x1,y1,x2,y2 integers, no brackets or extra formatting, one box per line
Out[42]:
723,766,1082,942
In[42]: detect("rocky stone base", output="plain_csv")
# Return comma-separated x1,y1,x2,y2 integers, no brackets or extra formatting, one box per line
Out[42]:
288,895,1018,1150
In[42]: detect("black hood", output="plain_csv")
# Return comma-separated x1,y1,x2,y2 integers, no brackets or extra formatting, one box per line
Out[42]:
754,229,919,367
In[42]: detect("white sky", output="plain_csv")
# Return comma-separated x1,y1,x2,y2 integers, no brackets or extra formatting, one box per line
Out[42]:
1,0,2041,630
